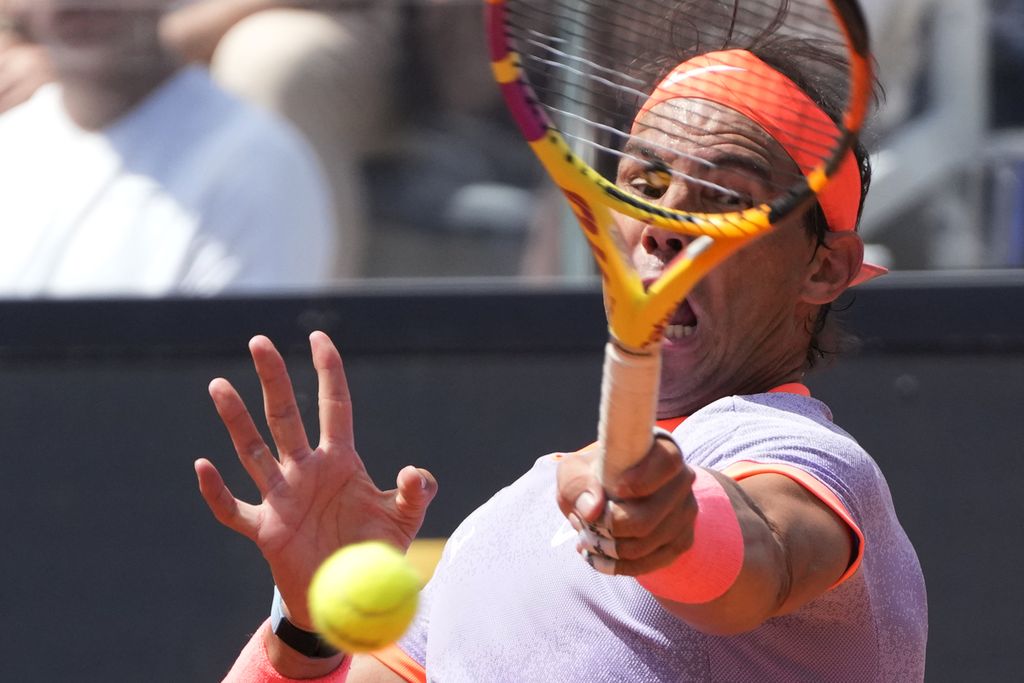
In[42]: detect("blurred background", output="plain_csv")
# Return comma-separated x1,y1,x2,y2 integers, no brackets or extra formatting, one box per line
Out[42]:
0,0,1022,681
5,0,1024,290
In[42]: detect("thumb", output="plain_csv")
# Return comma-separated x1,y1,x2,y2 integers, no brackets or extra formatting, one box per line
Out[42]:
394,465,438,532
556,453,607,524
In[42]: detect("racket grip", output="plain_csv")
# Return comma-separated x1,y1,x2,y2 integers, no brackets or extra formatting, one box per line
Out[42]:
597,341,661,486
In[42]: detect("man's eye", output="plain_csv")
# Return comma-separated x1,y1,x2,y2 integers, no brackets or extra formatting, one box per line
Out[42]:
629,165,671,199
629,178,664,199
708,190,753,209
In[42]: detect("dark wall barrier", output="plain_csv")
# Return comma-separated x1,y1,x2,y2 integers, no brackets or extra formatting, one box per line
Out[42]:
0,272,1021,681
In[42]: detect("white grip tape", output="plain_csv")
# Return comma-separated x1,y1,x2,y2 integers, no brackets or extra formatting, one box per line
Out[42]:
597,341,661,485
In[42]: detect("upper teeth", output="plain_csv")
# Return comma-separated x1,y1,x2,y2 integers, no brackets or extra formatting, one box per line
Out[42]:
664,324,695,339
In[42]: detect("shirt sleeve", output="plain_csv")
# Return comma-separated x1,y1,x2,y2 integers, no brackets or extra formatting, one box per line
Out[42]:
676,397,878,588
370,644,426,683
722,460,865,587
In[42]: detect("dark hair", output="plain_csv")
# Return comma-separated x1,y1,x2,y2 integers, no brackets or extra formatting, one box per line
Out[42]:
749,38,877,370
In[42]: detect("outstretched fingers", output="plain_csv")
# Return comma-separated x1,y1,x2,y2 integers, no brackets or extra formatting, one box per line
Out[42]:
194,458,262,540
209,377,282,495
249,335,311,461
309,331,354,450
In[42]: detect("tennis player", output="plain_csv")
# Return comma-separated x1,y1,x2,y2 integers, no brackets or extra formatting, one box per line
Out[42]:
197,38,927,682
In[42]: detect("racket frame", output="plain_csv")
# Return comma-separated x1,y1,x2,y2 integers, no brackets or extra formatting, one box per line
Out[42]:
485,0,872,482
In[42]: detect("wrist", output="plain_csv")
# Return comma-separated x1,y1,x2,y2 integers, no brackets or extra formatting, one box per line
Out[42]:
271,586,341,658
636,464,745,604
264,622,349,680
267,587,348,677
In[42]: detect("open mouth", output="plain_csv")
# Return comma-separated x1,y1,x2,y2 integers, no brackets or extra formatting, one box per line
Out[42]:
641,277,699,342
663,298,698,341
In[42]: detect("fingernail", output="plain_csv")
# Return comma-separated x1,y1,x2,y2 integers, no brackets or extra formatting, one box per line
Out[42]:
578,529,618,559
581,549,616,575
568,514,582,532
575,491,599,518
419,472,428,489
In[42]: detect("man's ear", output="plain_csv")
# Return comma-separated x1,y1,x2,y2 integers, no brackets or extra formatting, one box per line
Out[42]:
802,231,864,304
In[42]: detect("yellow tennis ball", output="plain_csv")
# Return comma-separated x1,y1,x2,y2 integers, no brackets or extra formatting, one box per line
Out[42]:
308,541,422,653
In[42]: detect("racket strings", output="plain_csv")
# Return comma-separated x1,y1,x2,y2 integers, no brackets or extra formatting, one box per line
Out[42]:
532,84,812,205
527,60,845,167
504,0,847,68
528,68,847,178
523,61,818,200
550,103,806,203
504,0,852,206
511,24,849,151
560,128,763,202
636,72,845,152
504,2,851,114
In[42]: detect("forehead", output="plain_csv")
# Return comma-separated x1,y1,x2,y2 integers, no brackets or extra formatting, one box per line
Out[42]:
630,98,797,175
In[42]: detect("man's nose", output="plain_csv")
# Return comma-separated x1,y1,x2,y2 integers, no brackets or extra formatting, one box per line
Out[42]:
639,224,687,260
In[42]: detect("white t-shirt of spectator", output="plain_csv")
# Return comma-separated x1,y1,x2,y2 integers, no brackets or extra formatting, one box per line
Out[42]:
0,66,337,297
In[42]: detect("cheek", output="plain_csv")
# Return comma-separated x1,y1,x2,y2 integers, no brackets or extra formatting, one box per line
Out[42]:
615,217,644,250
697,242,806,322
730,230,813,286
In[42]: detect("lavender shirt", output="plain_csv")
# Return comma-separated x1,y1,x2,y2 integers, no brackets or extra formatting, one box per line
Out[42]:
399,392,927,681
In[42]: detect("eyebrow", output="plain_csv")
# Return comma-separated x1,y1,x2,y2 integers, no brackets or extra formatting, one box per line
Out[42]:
621,140,668,164
622,140,774,184
706,153,773,183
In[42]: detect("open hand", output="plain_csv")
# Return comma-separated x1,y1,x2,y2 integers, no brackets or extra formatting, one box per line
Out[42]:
195,331,437,630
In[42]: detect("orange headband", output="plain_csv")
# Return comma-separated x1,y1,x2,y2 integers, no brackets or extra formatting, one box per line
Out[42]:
637,49,860,234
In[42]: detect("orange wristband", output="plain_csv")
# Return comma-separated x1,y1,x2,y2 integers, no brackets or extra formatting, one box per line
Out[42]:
637,466,744,604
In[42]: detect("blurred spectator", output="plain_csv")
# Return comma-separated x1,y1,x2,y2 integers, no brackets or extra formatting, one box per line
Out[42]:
161,1,401,277
359,0,547,277
0,2,54,113
0,0,336,298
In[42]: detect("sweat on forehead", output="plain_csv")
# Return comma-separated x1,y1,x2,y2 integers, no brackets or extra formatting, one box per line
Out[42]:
634,49,860,234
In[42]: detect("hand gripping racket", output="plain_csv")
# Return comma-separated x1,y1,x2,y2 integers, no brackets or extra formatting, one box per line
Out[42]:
485,0,872,483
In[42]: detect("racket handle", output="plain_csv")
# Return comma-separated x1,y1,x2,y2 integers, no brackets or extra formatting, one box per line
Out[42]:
597,341,661,486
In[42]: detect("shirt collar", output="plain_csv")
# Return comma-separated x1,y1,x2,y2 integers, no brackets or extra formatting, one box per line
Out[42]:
655,382,810,429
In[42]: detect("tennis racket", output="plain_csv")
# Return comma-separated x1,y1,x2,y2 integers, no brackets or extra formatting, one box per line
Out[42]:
485,0,872,483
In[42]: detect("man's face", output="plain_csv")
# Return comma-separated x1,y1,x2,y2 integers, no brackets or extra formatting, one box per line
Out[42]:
616,99,822,416
28,0,168,82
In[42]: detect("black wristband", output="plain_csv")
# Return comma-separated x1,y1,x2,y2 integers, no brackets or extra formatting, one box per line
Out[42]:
270,586,341,659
